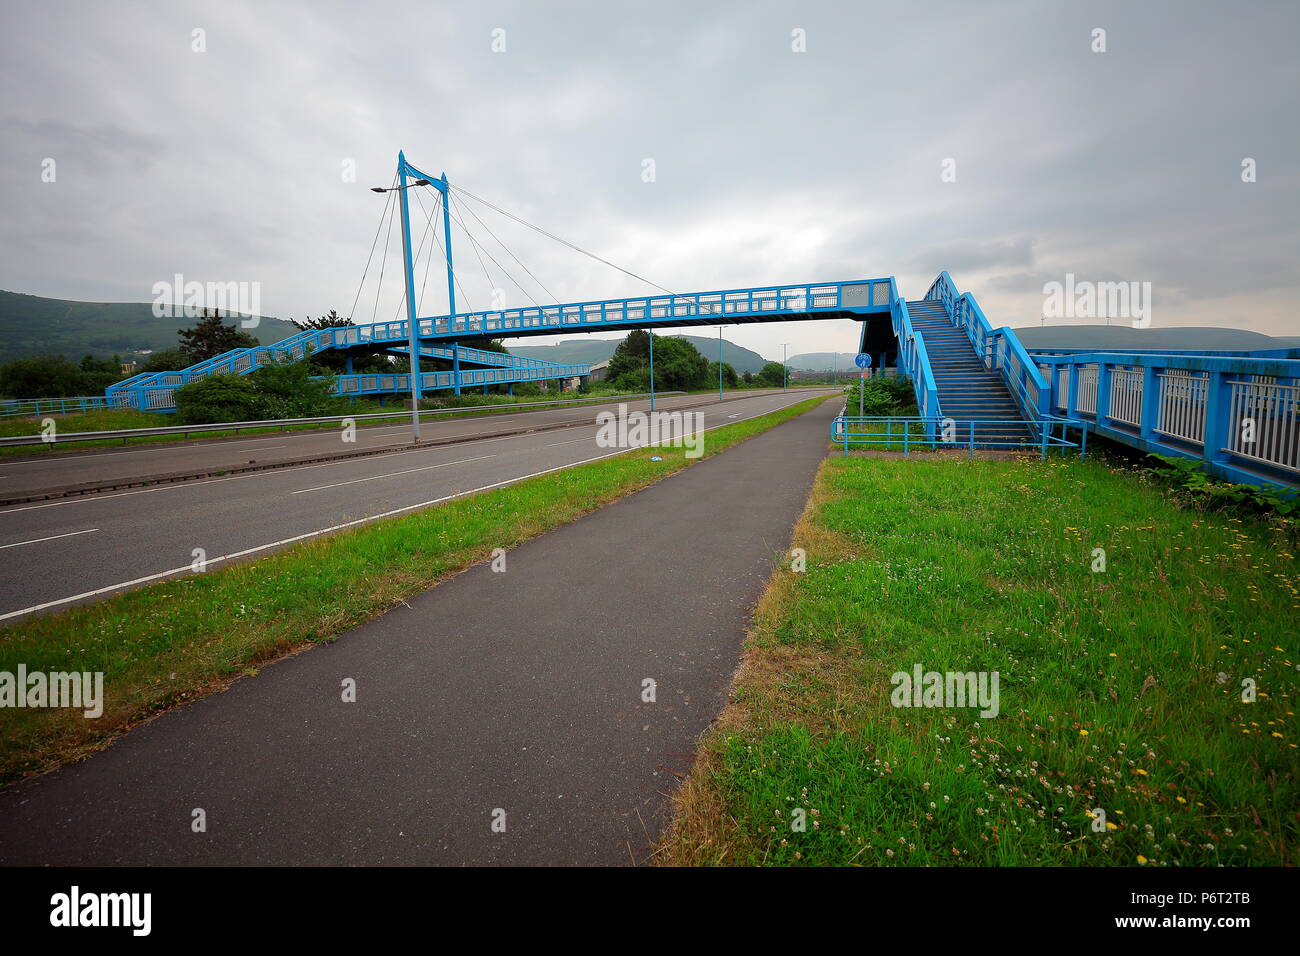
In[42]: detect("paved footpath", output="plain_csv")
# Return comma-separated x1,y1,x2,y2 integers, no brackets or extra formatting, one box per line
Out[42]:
0,398,840,866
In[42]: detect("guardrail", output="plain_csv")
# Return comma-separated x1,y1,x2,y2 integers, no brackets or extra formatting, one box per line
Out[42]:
1039,351,1300,488
831,415,1085,459
0,392,682,449
888,278,941,438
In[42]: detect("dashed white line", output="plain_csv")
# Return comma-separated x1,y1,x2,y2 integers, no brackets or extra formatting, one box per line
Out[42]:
0,528,99,550
291,455,495,494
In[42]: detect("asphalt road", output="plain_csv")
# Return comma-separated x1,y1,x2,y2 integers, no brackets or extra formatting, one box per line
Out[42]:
0,391,841,865
0,389,795,498
0,389,839,621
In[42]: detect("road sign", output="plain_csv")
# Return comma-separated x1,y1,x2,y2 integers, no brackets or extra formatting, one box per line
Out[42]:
854,352,872,369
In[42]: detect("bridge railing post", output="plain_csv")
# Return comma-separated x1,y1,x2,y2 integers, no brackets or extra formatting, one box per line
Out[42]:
1202,370,1231,466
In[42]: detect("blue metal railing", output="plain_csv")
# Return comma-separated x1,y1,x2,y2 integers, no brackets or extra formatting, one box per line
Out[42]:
925,271,1049,434
1036,351,1300,488
109,361,591,413
831,415,1085,459
888,278,941,438
425,278,893,338
0,395,111,419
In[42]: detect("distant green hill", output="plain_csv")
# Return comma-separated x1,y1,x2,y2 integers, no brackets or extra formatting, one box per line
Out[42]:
0,290,301,363
510,334,769,373
786,351,859,371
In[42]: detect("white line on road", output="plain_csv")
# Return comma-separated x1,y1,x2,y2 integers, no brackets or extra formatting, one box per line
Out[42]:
291,455,495,494
0,394,821,622
0,528,99,550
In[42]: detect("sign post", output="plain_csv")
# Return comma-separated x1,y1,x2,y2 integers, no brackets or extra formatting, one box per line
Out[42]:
854,353,872,418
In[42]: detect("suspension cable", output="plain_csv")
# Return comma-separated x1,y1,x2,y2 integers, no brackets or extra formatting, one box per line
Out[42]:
349,172,396,322
452,190,559,305
371,184,400,324
449,183,711,309
447,194,541,314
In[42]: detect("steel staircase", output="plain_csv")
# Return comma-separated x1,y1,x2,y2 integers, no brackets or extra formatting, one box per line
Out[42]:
905,300,1032,445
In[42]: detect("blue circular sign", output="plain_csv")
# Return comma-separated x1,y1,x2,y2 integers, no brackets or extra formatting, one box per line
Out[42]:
854,352,872,369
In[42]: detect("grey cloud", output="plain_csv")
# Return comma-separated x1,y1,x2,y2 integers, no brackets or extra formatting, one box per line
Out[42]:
0,0,1297,361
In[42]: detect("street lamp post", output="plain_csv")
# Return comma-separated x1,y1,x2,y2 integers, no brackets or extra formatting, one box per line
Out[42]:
782,343,788,391
371,164,433,441
718,326,723,402
648,330,655,411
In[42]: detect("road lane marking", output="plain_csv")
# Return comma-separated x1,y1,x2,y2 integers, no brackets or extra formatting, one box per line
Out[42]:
0,394,822,622
543,436,597,447
0,528,99,550
291,455,495,494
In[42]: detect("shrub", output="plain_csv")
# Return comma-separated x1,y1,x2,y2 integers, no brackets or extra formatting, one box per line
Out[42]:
172,374,265,424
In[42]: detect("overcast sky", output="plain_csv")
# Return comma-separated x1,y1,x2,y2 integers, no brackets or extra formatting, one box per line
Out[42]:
2,0,1297,360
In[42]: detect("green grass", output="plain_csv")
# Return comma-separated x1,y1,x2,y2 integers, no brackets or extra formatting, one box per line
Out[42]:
0,395,829,784
663,454,1300,866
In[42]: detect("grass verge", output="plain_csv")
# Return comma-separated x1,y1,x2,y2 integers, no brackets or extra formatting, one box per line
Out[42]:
661,453,1300,866
0,395,829,784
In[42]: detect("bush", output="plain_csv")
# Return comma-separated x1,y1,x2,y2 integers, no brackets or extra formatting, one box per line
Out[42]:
849,374,918,415
172,360,337,424
247,360,336,419
173,375,265,424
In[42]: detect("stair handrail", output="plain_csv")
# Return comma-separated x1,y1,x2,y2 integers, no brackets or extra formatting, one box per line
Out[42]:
889,277,941,437
925,271,1047,423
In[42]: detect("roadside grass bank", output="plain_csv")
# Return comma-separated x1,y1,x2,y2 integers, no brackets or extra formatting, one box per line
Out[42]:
661,454,1300,866
0,395,830,784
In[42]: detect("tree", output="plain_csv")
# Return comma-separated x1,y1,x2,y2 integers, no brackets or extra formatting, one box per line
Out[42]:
607,329,652,382
0,356,84,398
742,371,755,386
290,309,352,331
138,349,189,374
758,361,786,387
76,353,126,394
607,331,712,391
707,361,738,388
178,308,258,363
